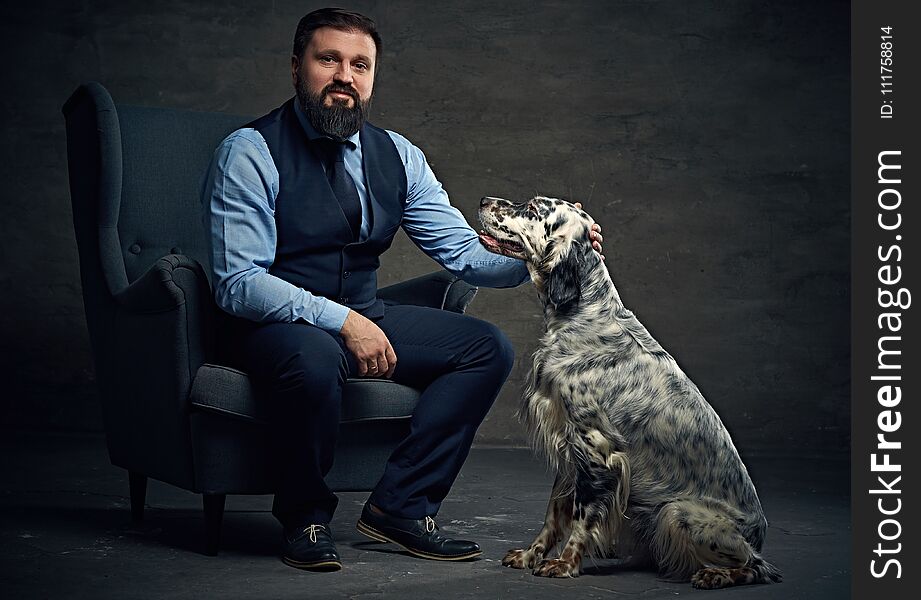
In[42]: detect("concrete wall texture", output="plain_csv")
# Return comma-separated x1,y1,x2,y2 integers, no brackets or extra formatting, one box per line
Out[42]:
0,1,849,455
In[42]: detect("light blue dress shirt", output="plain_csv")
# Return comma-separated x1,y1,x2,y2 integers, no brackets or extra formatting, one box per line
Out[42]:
201,101,529,332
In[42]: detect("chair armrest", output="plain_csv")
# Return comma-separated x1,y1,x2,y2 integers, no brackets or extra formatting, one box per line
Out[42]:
110,253,215,391
103,254,216,488
113,254,202,310
377,270,478,314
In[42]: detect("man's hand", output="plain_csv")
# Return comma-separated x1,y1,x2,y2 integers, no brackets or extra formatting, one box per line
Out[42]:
573,202,605,260
340,310,397,377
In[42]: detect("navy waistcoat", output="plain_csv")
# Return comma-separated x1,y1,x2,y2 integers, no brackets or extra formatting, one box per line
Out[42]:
247,98,407,319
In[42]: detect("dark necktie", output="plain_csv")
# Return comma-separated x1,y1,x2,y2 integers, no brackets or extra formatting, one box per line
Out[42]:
322,140,362,241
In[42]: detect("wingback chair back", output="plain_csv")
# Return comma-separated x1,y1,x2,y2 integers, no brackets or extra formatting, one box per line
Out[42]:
64,82,239,489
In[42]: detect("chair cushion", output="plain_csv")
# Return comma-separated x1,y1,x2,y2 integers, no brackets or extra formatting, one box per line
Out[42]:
189,363,419,424
339,378,421,422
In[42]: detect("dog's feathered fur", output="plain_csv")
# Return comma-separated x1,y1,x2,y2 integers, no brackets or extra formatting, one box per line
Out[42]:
478,196,780,589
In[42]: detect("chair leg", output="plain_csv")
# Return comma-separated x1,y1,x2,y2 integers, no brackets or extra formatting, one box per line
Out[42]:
128,471,147,521
203,493,226,556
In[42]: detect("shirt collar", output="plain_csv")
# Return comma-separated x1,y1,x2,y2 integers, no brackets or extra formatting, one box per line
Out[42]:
293,96,360,149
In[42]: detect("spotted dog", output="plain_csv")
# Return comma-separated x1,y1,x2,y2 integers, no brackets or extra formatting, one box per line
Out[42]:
477,196,780,589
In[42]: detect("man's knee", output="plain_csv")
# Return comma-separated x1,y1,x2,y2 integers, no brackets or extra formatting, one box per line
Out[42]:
491,324,515,378
272,329,349,400
467,320,515,379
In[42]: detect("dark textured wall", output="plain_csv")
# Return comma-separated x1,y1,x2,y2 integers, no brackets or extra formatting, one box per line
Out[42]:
0,1,849,455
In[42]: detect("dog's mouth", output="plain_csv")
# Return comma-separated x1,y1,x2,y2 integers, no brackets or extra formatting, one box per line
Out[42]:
478,231,525,255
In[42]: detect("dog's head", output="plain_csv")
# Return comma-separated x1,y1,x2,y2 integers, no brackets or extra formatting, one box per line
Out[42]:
478,195,598,309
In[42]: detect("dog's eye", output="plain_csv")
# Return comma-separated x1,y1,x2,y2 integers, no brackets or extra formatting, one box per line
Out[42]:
527,203,539,214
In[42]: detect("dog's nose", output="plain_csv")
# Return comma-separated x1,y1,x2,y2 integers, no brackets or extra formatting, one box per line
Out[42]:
480,197,491,208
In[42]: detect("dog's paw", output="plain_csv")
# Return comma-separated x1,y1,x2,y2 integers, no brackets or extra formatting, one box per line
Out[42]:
691,567,732,589
532,558,580,578
503,548,538,569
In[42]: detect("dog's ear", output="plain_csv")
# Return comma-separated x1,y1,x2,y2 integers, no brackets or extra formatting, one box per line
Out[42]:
546,242,584,309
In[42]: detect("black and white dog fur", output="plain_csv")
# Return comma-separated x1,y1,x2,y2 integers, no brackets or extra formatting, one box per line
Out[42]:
478,196,780,589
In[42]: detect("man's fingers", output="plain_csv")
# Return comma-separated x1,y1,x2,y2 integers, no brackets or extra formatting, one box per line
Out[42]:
364,341,397,378
364,352,387,377
370,355,387,377
342,313,398,378
384,345,397,378
380,350,397,379
590,227,603,245
574,209,604,253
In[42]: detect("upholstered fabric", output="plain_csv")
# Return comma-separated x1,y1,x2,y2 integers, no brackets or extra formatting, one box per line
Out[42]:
117,106,242,284
378,270,478,314
189,364,264,423
190,364,419,424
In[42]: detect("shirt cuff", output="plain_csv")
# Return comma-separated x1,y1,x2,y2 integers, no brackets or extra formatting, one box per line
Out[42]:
314,298,351,332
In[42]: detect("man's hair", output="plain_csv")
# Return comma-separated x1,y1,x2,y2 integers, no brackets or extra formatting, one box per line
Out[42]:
292,7,382,62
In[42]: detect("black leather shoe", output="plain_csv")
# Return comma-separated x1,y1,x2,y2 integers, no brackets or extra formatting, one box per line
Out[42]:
282,524,342,571
356,503,481,561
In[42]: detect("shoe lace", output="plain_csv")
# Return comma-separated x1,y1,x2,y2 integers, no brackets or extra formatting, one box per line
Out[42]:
424,516,437,533
306,524,322,543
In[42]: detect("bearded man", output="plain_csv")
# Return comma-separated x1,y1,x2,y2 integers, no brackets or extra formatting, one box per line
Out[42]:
202,7,601,571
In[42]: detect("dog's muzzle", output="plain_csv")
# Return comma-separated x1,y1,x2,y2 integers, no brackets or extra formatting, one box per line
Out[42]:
477,197,525,255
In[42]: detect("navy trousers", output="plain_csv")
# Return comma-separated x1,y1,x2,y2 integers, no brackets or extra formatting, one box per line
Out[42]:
220,304,514,529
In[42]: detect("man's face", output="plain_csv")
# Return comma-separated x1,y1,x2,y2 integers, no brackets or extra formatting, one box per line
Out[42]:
292,27,376,140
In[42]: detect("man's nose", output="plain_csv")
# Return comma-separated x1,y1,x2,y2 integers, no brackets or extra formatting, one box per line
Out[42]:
334,63,354,84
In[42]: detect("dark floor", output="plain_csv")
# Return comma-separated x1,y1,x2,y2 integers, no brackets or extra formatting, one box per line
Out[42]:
0,432,849,599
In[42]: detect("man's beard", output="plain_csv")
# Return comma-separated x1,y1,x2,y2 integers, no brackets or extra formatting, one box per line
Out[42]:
296,73,370,141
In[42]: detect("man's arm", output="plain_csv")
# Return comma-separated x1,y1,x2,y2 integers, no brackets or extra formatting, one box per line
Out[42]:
201,129,350,331
387,131,531,288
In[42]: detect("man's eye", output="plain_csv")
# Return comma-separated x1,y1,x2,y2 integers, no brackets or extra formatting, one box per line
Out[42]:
319,55,336,63
354,62,369,71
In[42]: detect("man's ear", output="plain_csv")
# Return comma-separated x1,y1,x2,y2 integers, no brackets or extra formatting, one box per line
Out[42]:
291,55,300,86
546,243,584,309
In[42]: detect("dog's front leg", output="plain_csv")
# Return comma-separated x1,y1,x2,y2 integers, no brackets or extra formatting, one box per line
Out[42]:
533,447,630,578
503,473,573,569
